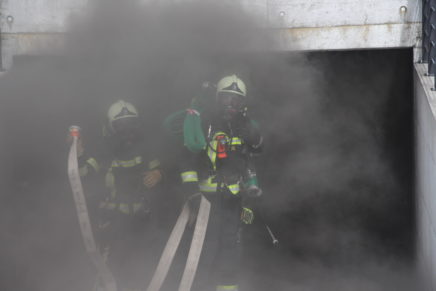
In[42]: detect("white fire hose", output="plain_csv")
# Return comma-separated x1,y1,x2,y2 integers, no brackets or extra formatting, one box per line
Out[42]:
67,126,117,291
147,194,210,291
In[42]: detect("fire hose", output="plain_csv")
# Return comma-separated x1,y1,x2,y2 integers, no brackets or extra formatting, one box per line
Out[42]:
67,126,117,291
147,194,211,291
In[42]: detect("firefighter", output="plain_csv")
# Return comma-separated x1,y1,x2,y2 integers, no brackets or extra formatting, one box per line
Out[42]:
74,100,163,291
179,75,263,291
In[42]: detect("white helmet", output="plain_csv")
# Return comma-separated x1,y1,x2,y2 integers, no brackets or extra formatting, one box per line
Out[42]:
216,74,247,97
107,100,139,131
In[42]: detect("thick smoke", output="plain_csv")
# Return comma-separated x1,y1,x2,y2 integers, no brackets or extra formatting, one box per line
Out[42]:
0,1,414,290
244,50,415,290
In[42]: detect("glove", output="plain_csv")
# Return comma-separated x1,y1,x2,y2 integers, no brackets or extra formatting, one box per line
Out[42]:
241,207,254,224
143,169,162,189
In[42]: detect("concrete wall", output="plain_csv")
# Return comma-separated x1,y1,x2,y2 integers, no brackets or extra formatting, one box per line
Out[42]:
268,0,422,51
415,62,436,291
0,0,87,69
0,0,423,70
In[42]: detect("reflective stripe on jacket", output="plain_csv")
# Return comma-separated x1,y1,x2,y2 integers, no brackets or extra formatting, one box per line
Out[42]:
181,130,244,195
100,156,160,215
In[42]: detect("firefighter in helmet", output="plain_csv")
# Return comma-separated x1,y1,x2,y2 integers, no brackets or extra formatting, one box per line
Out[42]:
75,100,163,291
177,74,263,291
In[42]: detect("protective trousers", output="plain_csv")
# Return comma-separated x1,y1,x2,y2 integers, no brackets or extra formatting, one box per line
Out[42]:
192,187,242,291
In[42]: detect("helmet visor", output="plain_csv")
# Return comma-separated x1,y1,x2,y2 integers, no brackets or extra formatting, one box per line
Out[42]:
112,117,139,136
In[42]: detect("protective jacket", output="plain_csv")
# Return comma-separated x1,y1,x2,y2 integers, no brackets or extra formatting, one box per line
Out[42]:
78,137,160,216
180,112,261,196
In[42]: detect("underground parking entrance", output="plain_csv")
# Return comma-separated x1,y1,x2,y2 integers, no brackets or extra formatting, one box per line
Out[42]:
0,48,415,291
240,48,415,291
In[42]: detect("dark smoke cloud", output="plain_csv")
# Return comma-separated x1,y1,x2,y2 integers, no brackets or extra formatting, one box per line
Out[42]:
242,50,415,291
0,1,415,290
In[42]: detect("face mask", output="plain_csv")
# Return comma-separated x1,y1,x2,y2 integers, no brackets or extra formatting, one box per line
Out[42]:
216,92,245,120
112,117,140,143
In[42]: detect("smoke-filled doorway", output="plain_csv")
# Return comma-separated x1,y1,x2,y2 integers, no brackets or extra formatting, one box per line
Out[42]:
242,48,415,291
0,47,414,291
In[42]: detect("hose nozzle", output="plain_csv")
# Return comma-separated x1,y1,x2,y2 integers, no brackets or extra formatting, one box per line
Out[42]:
69,125,81,138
